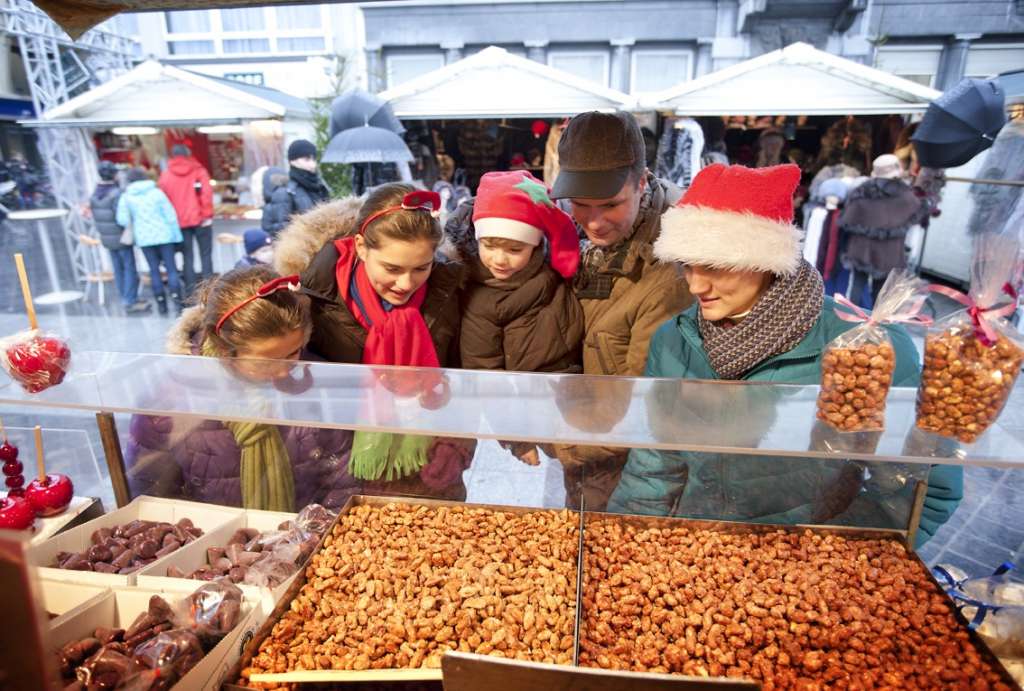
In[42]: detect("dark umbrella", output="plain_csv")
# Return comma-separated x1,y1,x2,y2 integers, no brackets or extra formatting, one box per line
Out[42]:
321,125,414,164
912,77,1006,169
329,90,404,138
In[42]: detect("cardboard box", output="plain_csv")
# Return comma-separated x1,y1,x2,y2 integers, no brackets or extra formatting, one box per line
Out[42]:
39,579,110,628
28,496,242,587
137,509,300,611
47,583,259,691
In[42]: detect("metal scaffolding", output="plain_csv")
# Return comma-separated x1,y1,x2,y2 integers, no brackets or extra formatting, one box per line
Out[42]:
0,0,136,289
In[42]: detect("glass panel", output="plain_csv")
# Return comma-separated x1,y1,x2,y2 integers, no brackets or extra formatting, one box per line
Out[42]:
277,36,326,53
168,40,215,55
632,52,690,92
220,7,265,32
966,47,1024,79
275,5,320,30
223,38,271,54
224,71,265,87
386,54,443,88
113,13,139,35
549,52,607,85
874,47,941,88
165,10,211,34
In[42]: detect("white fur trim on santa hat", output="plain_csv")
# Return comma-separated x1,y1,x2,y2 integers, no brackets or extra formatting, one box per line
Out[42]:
474,217,543,246
654,205,803,276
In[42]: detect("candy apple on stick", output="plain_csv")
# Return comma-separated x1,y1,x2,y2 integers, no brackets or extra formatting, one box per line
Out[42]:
25,425,72,517
0,418,34,530
0,254,71,393
0,418,26,498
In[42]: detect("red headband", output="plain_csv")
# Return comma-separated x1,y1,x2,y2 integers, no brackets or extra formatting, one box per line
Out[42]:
214,274,301,334
358,190,442,236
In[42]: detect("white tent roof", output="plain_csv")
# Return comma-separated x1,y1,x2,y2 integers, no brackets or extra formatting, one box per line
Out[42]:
647,42,941,116
31,60,311,128
378,46,632,119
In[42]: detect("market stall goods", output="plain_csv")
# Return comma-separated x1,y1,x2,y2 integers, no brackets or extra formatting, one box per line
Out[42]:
0,331,72,393
239,502,578,686
54,518,203,574
580,518,1013,690
0,493,35,530
816,343,896,431
1,432,26,497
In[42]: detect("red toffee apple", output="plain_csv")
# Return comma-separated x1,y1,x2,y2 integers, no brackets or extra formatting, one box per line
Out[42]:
0,441,17,462
2,334,71,394
25,473,73,517
0,495,35,530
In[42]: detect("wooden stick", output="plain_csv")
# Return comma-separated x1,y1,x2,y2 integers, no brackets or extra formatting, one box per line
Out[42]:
0,417,5,442
13,253,38,331
34,425,45,483
247,668,444,684
944,176,1024,187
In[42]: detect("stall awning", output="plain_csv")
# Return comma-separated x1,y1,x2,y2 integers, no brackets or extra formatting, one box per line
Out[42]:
378,46,632,120
646,42,941,116
23,60,311,128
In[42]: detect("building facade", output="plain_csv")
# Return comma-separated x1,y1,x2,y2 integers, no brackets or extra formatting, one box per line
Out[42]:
360,0,1024,94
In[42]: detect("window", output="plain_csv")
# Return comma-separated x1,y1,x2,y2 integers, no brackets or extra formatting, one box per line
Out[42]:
631,50,693,93
224,38,270,54
278,37,326,53
225,72,265,86
165,10,211,34
386,53,444,88
548,51,609,86
220,7,265,31
874,46,942,88
275,5,320,30
113,13,139,35
966,45,1024,79
169,40,215,55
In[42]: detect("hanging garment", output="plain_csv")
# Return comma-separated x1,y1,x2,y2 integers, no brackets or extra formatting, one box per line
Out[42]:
803,205,827,267
655,118,705,191
543,123,563,187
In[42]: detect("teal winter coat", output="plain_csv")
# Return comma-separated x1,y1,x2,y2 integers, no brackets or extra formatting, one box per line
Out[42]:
607,297,962,547
116,180,183,248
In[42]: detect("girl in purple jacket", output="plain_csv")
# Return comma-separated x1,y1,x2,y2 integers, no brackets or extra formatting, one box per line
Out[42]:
125,265,358,510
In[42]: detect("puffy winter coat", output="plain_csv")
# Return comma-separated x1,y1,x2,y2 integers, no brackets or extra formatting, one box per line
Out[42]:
262,167,330,236
90,182,126,250
840,177,926,279
608,298,963,547
116,180,183,248
158,156,214,229
124,307,359,509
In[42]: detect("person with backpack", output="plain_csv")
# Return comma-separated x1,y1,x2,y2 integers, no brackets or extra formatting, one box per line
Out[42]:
158,144,214,297
90,161,150,313
262,140,330,237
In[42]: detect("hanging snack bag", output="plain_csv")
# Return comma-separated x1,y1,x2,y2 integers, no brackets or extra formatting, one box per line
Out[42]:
916,234,1024,443
817,270,931,432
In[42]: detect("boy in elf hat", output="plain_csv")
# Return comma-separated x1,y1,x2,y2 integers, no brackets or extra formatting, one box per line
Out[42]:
446,170,584,464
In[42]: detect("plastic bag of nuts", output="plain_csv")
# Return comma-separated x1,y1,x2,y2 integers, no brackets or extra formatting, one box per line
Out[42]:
916,235,1024,444
817,270,930,432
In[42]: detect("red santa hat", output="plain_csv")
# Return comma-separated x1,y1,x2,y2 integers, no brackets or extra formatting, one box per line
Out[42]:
654,163,803,276
472,170,580,278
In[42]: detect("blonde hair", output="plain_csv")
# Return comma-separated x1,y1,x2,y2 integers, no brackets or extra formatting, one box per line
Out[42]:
196,266,311,358
355,182,443,250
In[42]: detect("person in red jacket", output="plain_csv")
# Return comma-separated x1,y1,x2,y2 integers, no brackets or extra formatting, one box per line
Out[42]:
159,144,214,296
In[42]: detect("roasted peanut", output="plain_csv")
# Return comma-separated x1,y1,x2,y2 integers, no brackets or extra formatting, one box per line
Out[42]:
817,343,896,431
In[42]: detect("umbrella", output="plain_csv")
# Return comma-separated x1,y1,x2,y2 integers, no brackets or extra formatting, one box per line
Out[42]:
322,125,414,164
912,77,1007,169
329,90,404,139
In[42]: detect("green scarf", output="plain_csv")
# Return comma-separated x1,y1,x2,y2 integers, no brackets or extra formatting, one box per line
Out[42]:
202,340,295,511
350,430,431,482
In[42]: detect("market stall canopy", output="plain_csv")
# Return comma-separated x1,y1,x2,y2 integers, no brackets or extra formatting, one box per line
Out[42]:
377,46,632,120
23,60,311,128
646,42,941,116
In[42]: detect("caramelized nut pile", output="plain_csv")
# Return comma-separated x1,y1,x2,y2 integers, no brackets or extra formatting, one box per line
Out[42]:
241,504,578,687
580,520,1012,690
817,343,896,432
916,330,1023,443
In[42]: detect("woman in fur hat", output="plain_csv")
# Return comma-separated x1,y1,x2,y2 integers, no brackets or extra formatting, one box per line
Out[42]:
607,163,961,546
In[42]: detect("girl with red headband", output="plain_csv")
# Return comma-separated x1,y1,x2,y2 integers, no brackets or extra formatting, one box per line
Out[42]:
292,183,472,501
125,265,358,511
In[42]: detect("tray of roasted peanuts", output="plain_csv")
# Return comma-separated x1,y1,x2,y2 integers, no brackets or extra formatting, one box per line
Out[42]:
225,496,1020,690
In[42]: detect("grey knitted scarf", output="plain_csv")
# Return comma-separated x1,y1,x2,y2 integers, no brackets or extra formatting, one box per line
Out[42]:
697,259,824,380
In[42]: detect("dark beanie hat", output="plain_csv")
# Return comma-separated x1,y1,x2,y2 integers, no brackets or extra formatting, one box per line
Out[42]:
243,228,272,255
287,139,317,162
97,160,117,181
171,144,191,157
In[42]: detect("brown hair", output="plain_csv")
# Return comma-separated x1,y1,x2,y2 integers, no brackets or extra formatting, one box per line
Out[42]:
197,265,311,357
478,236,533,251
355,182,443,250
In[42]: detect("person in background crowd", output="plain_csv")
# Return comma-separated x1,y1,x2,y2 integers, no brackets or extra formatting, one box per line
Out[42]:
547,111,693,510
275,183,473,501
841,154,927,308
158,144,214,298
608,163,961,547
445,170,584,466
262,140,330,237
235,228,274,269
755,128,786,168
117,167,184,315
125,265,356,510
90,161,150,314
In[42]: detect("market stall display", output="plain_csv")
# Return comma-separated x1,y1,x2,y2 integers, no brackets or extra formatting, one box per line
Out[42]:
53,516,203,574
1,418,25,497
25,425,74,517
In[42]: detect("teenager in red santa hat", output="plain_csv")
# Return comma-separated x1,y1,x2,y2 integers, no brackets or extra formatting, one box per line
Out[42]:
608,163,961,547
445,170,584,465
